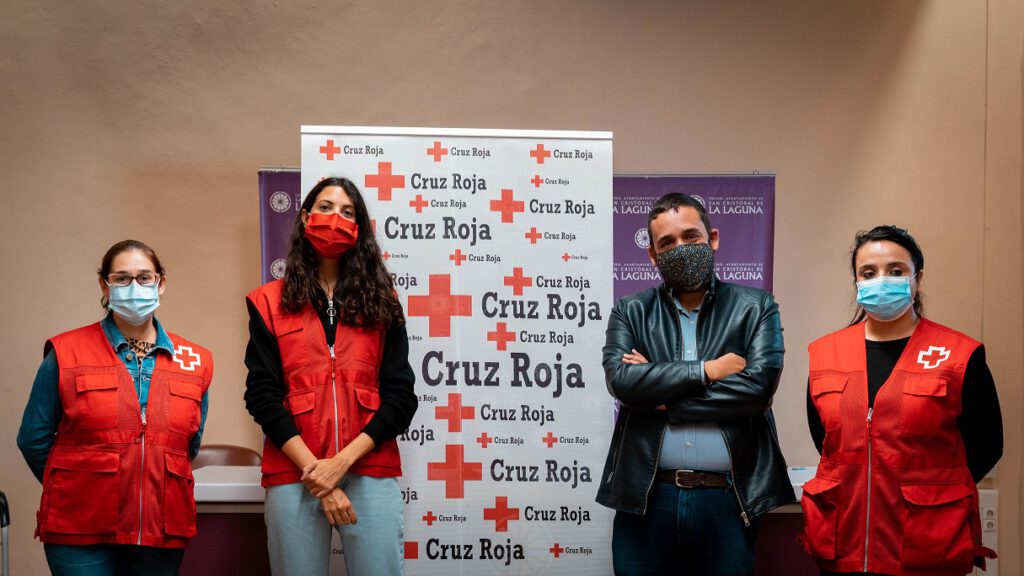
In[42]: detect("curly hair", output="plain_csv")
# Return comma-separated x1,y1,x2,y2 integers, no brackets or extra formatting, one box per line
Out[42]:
281,177,404,328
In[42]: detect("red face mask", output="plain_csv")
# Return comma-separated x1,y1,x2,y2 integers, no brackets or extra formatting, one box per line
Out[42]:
304,212,359,258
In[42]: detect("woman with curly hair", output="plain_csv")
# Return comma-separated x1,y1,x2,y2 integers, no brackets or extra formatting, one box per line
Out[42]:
244,177,417,575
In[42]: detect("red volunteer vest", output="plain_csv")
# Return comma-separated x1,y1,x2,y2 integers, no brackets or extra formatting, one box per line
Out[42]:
801,319,995,575
38,322,212,548
247,280,401,487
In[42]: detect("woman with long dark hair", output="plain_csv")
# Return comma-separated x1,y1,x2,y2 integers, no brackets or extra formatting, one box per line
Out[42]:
244,177,417,575
800,225,1002,576
17,239,213,575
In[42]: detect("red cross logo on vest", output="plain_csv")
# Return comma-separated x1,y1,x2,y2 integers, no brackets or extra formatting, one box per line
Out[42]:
173,345,201,371
917,345,951,369
483,496,520,532
407,274,472,337
427,444,482,498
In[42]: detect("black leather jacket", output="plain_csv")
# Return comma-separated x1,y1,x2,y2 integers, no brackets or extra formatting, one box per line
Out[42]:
596,279,795,521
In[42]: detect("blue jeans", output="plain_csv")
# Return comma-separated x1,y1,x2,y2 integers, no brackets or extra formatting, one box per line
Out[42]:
612,480,759,576
43,544,184,576
265,474,404,576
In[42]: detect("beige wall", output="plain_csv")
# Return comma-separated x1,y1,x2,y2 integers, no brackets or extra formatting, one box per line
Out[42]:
1,1,1020,574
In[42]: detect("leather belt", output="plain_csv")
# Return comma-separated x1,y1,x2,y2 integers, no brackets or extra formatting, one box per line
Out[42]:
655,469,730,489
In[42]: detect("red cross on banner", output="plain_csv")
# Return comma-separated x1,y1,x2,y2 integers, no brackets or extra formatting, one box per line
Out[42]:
449,249,467,266
490,189,525,223
409,194,428,213
407,274,472,337
435,393,475,432
542,431,558,448
382,251,391,261
504,267,533,295
427,444,482,499
524,227,542,244
487,322,516,351
531,175,543,188
549,543,565,558
476,432,493,448
562,252,571,262
483,496,520,532
422,511,438,526
530,143,552,164
364,161,405,201
426,141,448,162
320,139,341,160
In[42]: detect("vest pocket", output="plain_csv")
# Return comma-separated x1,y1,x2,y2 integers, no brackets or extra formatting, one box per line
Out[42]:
899,483,974,569
900,374,950,434
163,452,197,537
799,475,842,560
73,374,120,430
45,449,119,534
168,380,203,435
354,386,381,429
286,390,317,438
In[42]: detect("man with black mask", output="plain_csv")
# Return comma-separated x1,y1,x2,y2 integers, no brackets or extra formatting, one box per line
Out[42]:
597,193,794,575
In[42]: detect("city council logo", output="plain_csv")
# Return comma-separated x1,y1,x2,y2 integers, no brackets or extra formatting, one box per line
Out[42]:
270,191,292,213
271,259,287,279
634,228,650,249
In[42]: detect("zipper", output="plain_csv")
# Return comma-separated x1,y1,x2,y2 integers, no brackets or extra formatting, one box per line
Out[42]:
136,354,146,545
864,407,874,571
329,344,340,454
640,424,667,515
721,428,752,526
605,411,630,484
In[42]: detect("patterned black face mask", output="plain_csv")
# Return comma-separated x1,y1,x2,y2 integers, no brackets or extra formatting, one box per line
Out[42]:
654,243,715,293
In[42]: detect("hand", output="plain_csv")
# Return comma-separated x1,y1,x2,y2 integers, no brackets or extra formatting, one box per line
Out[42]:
302,455,350,498
320,487,357,526
704,353,747,382
621,349,649,364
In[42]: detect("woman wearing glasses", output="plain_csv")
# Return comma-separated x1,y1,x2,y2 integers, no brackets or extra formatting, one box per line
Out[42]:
800,226,1002,576
244,177,416,576
17,239,212,576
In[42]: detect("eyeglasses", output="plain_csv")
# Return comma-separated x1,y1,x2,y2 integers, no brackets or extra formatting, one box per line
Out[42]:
105,272,161,287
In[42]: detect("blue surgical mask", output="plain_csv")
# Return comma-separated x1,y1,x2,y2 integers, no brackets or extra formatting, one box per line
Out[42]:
107,282,160,326
856,276,913,322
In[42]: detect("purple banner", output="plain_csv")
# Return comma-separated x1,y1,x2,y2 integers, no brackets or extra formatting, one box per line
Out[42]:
258,169,301,284
613,175,775,300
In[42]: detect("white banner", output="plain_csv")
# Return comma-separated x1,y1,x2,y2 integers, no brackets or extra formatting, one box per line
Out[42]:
302,126,614,574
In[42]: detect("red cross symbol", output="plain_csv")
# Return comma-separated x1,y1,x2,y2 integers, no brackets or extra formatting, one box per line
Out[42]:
504,267,533,296
449,249,467,267
542,432,558,448
364,161,405,201
435,393,475,432
524,227,542,244
173,345,202,372
382,251,391,261
476,432,493,449
404,541,419,560
483,496,520,532
530,143,552,164
490,189,525,223
427,444,482,499
562,252,571,262
917,346,951,369
427,141,448,162
531,175,543,188
407,274,472,337
409,194,428,213
422,511,438,526
487,322,516,351
320,139,341,160
549,543,564,558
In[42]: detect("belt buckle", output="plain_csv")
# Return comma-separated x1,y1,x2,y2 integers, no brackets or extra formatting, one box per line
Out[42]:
674,469,698,489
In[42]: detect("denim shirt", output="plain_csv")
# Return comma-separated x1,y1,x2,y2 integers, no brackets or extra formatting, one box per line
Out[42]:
657,301,732,472
17,316,209,481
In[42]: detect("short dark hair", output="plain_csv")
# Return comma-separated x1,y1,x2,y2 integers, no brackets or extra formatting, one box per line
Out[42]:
646,193,712,247
849,225,925,324
98,239,165,309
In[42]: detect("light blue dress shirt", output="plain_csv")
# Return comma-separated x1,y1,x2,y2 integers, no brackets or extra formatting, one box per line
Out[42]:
656,300,732,472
